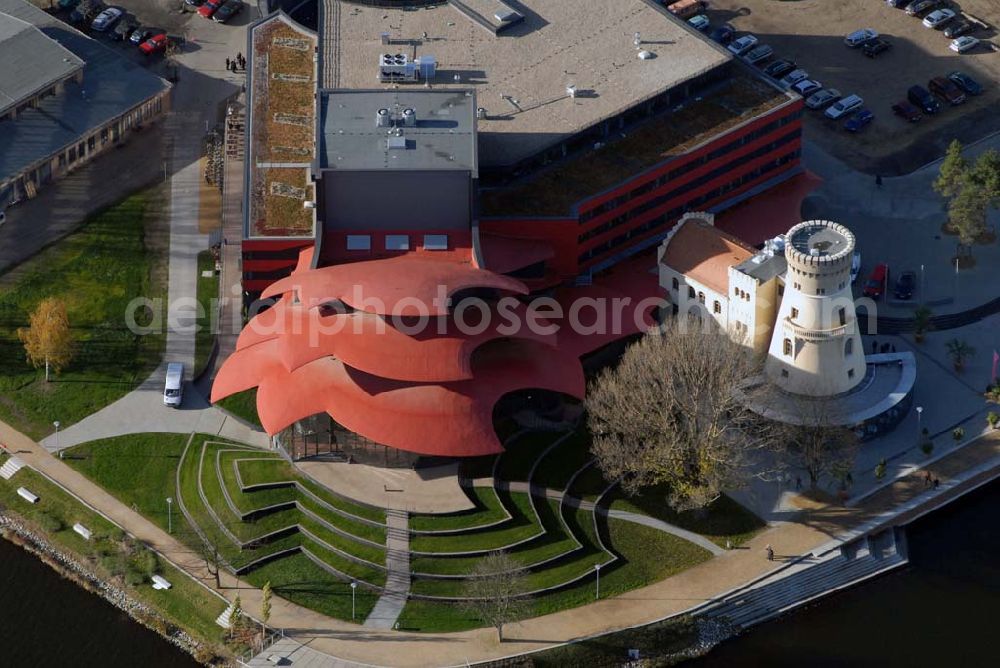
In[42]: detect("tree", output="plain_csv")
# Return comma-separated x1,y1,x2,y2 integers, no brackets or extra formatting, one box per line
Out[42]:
17,297,74,381
229,594,243,639
945,338,975,371
778,393,859,491
912,305,933,342
933,139,969,198
461,551,529,643
948,184,988,249
587,319,780,511
194,529,225,589
260,580,272,646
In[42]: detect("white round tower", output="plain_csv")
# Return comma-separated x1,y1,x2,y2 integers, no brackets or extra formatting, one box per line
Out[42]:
765,221,866,397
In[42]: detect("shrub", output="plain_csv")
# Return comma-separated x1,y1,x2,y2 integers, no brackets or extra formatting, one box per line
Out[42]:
36,511,63,533
952,427,965,442
874,458,887,480
125,567,145,587
988,412,999,430
920,441,934,456
133,548,159,577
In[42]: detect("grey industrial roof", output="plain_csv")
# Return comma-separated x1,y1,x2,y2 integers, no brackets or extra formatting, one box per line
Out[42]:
0,0,171,184
321,0,731,168
0,12,83,115
735,252,787,283
318,89,477,172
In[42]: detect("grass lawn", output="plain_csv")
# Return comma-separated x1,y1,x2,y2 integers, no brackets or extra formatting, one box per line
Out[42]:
609,483,766,548
0,459,227,647
64,433,190,533
570,464,611,502
409,490,539,554
532,429,594,491
194,250,219,376
496,431,562,482
217,389,262,429
409,484,508,533
0,191,167,439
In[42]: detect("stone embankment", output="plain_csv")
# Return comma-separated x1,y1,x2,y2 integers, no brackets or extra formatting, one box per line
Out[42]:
0,513,210,664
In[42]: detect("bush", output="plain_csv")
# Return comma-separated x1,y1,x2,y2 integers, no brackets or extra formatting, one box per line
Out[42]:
874,458,887,480
988,412,999,430
952,427,965,442
920,441,934,456
36,511,64,533
125,567,146,586
133,548,159,577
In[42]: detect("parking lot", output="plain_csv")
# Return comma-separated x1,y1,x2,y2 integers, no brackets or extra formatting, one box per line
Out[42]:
705,0,1000,174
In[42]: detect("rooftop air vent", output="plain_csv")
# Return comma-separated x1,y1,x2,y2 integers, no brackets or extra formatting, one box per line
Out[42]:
376,108,390,128
402,108,416,127
495,9,522,23
387,135,408,150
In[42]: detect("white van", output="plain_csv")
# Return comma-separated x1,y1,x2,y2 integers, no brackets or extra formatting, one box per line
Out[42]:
825,94,863,119
163,363,184,408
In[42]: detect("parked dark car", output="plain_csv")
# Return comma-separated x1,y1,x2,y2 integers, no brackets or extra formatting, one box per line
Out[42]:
69,0,103,23
929,76,966,105
907,85,940,114
212,0,243,23
948,71,982,96
112,15,138,41
845,109,874,132
130,26,156,45
57,0,81,10
863,38,892,58
709,24,735,45
893,271,916,300
892,100,922,122
184,0,204,5
886,0,907,7
905,0,940,17
944,21,973,39
763,59,796,79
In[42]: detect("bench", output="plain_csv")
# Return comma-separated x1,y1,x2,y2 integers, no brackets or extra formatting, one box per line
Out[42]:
16,487,38,504
72,523,93,540
151,575,172,590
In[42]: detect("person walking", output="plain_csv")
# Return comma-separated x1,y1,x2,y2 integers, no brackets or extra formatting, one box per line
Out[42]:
230,60,237,73
871,339,878,354
924,470,933,487
766,544,774,561
226,57,231,70
875,174,883,188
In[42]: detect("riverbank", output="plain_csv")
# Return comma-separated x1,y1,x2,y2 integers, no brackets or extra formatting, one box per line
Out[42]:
0,513,213,665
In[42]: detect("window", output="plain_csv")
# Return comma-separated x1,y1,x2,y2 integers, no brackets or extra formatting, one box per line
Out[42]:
385,235,409,251
816,288,825,295
688,286,696,299
58,153,66,168
781,369,789,378
698,292,705,304
791,307,799,319
672,277,679,290
346,235,371,251
68,147,76,163
713,300,721,314
845,339,854,356
783,338,792,356
848,368,855,379
423,234,448,250
838,307,847,326
734,286,739,296
101,128,109,144
88,136,96,152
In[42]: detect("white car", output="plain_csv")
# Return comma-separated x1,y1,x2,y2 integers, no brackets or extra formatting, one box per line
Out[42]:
844,28,878,47
824,94,864,119
923,9,955,28
792,79,823,97
950,36,980,53
780,68,809,88
688,15,710,32
90,7,123,32
805,88,842,109
727,34,758,56
850,250,862,284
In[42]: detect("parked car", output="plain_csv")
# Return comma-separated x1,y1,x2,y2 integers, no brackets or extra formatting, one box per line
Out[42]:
944,21,974,39
886,0,907,7
90,6,123,32
744,44,774,65
907,85,940,114
112,15,138,41
892,100,923,122
805,88,841,109
850,250,862,284
197,0,223,18
863,263,889,299
184,0,204,5
139,33,169,56
709,24,735,45
780,68,809,88
929,76,966,105
163,363,184,408
948,71,982,96
727,34,758,56
893,271,916,300
57,0,81,10
845,28,878,47
845,109,874,132
763,59,796,79
825,94,864,119
950,36,980,53
923,8,955,28
793,79,823,97
212,0,243,23
130,27,157,45
905,0,939,17
69,0,103,23
863,38,892,58
688,14,710,32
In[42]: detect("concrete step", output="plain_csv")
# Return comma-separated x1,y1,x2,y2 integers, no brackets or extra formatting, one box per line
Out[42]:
215,602,236,629
0,457,25,480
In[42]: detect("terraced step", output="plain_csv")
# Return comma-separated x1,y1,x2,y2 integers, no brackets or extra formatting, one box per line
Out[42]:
0,456,25,480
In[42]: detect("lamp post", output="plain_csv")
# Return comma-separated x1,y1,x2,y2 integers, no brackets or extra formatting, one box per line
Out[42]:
594,563,601,600
53,420,60,449
920,264,925,302
166,497,173,534
916,406,923,447
350,580,357,621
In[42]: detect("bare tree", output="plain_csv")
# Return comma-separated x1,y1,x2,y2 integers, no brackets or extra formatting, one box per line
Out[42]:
587,319,780,511
777,390,859,492
461,551,529,643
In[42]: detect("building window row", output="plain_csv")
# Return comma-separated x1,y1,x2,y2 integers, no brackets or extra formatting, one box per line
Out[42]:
346,234,450,252
577,149,800,264
578,113,802,224
578,129,801,244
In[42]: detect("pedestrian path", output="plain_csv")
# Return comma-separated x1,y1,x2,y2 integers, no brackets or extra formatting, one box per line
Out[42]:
364,509,410,629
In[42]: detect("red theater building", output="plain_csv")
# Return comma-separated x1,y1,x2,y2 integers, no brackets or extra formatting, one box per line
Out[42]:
216,0,811,464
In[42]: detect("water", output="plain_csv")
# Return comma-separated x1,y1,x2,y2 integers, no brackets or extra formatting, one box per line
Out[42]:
690,480,1000,667
0,537,198,668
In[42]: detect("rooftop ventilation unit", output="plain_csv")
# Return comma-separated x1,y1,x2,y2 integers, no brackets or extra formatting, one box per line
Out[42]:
376,108,391,128
387,135,408,150
415,55,437,80
378,53,417,83
495,9,523,24
402,108,416,127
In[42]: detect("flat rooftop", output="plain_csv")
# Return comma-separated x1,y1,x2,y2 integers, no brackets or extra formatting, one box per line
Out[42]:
319,89,477,172
0,12,83,116
323,0,731,168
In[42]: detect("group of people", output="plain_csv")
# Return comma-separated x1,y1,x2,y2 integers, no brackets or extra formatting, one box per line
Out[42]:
225,52,246,73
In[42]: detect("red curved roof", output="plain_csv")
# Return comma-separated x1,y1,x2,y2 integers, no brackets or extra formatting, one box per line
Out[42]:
261,254,528,315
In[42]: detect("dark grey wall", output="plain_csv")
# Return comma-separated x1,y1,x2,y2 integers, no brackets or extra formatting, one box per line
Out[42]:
319,170,471,231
